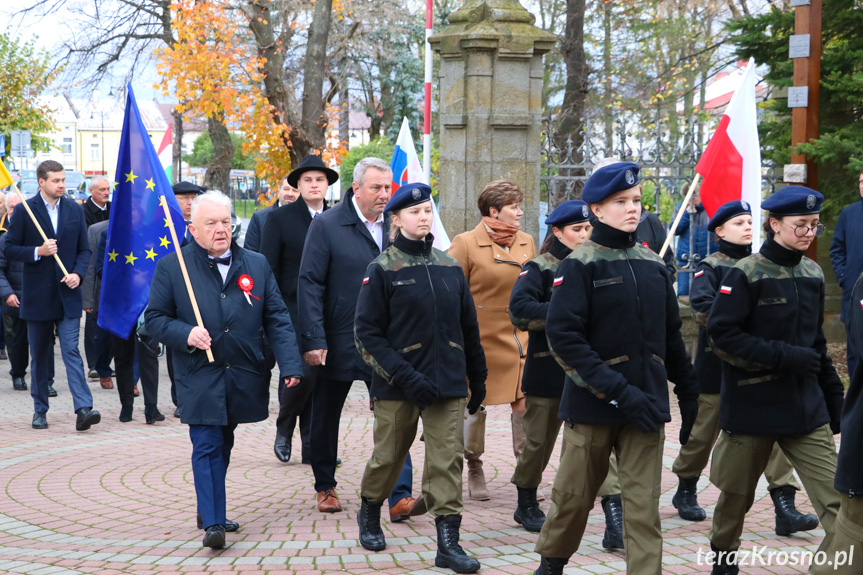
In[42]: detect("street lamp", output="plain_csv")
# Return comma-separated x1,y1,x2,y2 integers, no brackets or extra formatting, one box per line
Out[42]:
90,110,104,175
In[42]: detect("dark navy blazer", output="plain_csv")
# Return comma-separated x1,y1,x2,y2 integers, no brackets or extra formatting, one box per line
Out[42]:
5,194,90,321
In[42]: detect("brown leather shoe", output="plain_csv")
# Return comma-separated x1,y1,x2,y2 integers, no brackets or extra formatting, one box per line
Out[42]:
133,386,139,396
317,489,342,513
390,495,426,522
99,377,113,389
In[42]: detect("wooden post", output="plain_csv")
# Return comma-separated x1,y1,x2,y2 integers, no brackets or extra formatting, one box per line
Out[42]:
789,0,822,259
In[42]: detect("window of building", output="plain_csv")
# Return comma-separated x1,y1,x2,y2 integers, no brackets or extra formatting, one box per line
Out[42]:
90,143,100,161
61,138,72,154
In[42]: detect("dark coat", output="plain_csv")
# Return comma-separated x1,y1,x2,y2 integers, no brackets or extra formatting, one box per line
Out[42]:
243,203,277,254
297,191,388,382
354,233,487,403
83,198,111,227
674,203,717,260
5,194,90,321
689,239,751,394
546,221,698,426
836,271,863,494
829,198,863,322
260,196,327,323
0,233,23,313
145,241,303,426
707,236,845,436
509,237,571,398
81,221,110,311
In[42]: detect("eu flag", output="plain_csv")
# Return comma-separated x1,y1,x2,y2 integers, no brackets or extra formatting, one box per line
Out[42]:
98,85,187,338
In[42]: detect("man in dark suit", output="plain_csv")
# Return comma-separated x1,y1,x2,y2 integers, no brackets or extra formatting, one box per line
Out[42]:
244,177,299,253
83,177,111,227
146,191,303,549
261,155,333,465
5,160,101,431
165,181,205,417
298,156,418,514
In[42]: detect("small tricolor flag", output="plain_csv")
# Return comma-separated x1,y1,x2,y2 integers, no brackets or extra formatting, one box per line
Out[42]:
519,270,528,277
720,285,733,295
553,277,564,287
694,270,704,278
362,277,370,285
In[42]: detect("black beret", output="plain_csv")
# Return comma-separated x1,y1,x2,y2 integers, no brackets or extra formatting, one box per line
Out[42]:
545,200,590,227
385,183,432,212
708,200,752,232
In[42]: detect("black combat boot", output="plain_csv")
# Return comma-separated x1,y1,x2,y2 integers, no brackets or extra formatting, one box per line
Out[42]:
533,557,568,575
434,515,480,573
600,494,624,549
357,497,386,551
770,485,819,536
673,475,707,521
514,486,546,532
711,543,739,575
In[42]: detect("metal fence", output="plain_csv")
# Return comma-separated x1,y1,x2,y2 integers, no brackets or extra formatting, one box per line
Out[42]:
540,110,782,278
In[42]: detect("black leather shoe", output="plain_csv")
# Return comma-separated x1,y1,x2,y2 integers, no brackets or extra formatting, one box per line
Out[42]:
12,377,27,391
336,457,342,466
75,407,101,431
357,497,386,551
274,433,292,462
435,515,480,573
601,494,624,550
514,487,545,532
197,514,239,532
0,348,8,360
202,525,226,549
673,475,707,521
47,383,57,397
534,557,568,575
119,405,133,422
32,412,48,429
145,406,165,424
771,486,819,536
173,407,181,418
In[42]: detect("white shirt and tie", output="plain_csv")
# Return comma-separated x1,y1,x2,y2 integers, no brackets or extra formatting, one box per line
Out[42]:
351,196,384,250
33,195,61,261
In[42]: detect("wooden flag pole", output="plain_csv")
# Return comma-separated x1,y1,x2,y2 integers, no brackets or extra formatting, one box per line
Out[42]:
9,181,70,278
659,173,702,259
160,197,214,363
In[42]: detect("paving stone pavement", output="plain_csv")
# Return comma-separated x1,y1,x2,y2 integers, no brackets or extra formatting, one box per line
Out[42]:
0,325,833,574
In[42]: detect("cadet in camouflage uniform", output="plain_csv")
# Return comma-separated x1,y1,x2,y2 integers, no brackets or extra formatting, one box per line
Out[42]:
533,163,699,575
509,200,624,550
671,201,817,537
353,183,487,574
706,186,844,575
812,270,863,575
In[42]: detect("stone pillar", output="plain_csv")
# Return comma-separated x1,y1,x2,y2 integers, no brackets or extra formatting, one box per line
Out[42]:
429,0,556,241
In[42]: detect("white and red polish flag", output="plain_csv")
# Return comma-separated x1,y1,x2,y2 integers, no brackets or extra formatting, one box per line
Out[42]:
391,117,450,250
695,58,762,246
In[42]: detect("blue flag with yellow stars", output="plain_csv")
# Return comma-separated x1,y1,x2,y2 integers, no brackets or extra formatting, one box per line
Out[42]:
97,85,187,339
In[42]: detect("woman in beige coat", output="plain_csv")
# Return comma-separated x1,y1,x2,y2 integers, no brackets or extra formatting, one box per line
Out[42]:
449,180,536,500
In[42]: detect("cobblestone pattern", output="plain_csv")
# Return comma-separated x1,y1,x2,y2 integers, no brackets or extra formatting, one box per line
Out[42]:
0,329,829,574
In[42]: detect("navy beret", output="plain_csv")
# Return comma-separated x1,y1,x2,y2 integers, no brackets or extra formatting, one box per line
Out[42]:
762,186,824,216
385,182,432,212
708,200,752,232
545,200,590,227
172,181,204,195
582,162,640,204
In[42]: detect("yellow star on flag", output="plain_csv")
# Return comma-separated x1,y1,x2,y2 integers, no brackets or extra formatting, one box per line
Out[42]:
164,217,172,227
108,249,118,262
125,252,138,265
145,248,157,261
159,236,170,249
125,170,138,184
159,195,167,206
145,178,156,191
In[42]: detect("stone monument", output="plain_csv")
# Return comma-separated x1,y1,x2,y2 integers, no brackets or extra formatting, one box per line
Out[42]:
429,0,556,240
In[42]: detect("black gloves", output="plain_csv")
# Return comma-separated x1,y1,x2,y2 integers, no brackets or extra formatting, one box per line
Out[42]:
467,379,486,415
678,398,699,445
400,371,439,410
613,385,665,433
825,394,844,435
784,346,821,377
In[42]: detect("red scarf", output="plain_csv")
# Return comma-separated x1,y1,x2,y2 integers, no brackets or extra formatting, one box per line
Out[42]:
482,216,519,249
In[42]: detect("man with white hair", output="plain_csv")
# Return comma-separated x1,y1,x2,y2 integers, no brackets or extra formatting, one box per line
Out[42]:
83,177,111,226
146,191,303,549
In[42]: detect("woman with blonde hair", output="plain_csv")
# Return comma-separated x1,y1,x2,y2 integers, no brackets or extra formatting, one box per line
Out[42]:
449,179,536,500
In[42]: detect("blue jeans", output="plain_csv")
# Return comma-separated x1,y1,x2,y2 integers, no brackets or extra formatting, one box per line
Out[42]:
389,452,413,508
189,424,238,529
28,317,93,414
